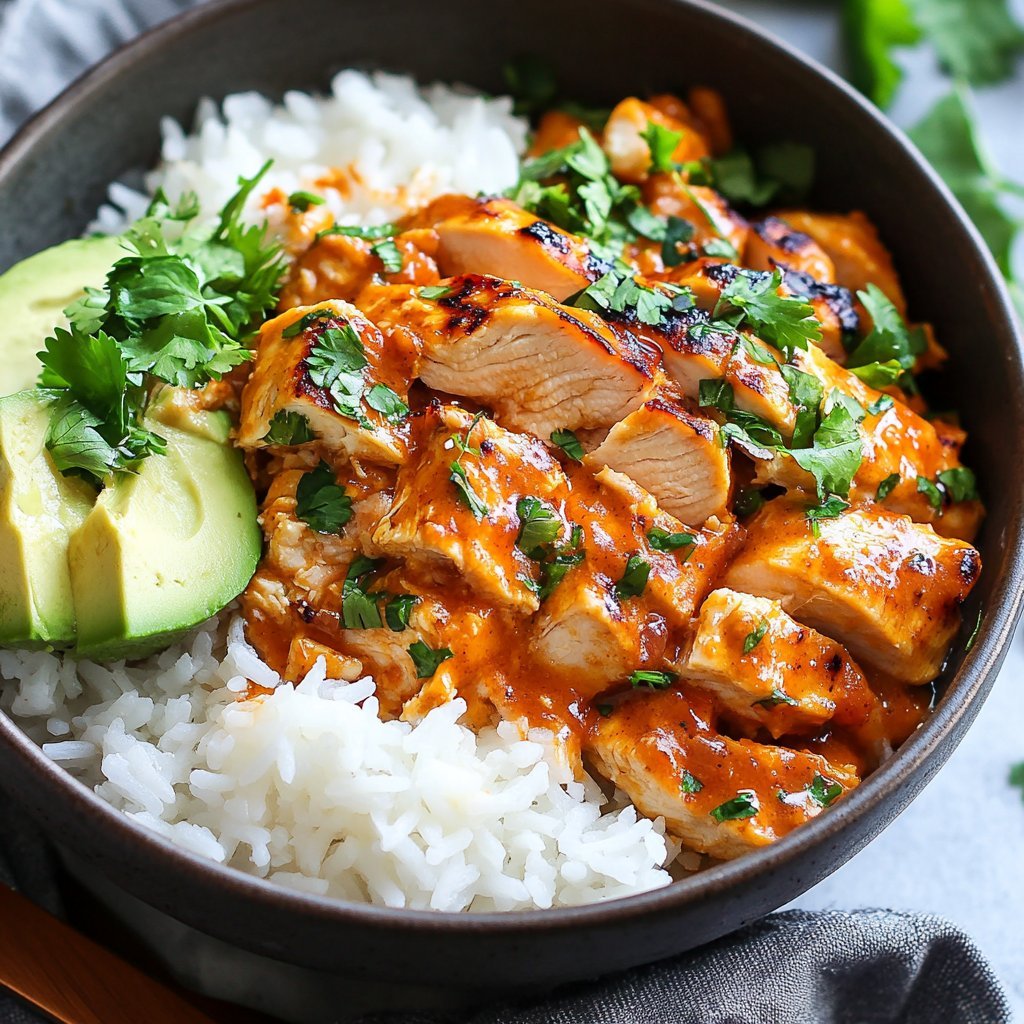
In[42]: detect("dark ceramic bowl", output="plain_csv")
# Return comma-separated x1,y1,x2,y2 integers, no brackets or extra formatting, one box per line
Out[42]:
0,1,1022,1020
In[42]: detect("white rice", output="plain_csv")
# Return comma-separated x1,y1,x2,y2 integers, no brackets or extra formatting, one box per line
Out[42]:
1,615,674,911
4,72,679,910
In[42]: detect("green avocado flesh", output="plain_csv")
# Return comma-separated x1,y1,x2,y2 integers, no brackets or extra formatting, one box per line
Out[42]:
0,240,262,660
0,236,124,396
0,392,95,646
69,413,261,662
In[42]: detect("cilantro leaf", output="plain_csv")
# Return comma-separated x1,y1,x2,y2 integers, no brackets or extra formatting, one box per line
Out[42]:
710,791,759,822
917,474,944,511
912,0,1024,85
288,190,325,213
647,527,696,554
384,594,419,633
641,121,684,173
364,383,409,422
876,472,901,501
371,238,403,274
550,428,585,461
449,461,489,519
295,461,352,534
755,688,799,709
408,640,454,679
807,774,843,807
629,669,677,689
44,395,127,479
805,495,851,536
263,410,315,445
743,621,769,654
615,554,651,600
790,395,864,500
938,466,979,503
846,285,925,374
717,268,822,359
842,0,923,108
317,222,398,242
516,497,562,557
909,89,1024,280
708,144,815,207
680,770,704,795
341,557,384,630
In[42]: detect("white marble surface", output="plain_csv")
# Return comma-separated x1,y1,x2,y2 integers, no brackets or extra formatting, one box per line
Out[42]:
717,0,1024,1012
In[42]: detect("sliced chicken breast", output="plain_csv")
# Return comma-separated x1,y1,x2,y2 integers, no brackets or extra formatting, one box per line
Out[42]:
371,274,661,439
587,686,860,859
743,216,836,282
722,497,981,685
424,196,608,301
682,588,877,738
602,96,710,184
238,300,415,464
588,380,731,524
372,404,570,614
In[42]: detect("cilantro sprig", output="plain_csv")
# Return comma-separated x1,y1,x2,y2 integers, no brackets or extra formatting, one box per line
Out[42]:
39,164,285,484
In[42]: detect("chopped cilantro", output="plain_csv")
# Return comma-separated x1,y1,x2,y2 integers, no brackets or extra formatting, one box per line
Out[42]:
710,791,759,822
807,774,843,807
263,410,315,446
734,487,766,517
408,640,454,679
419,283,454,300
371,238,403,274
450,461,489,519
708,143,815,207
743,620,769,654
790,394,864,501
305,321,371,423
647,527,696,554
680,770,704,795
287,190,325,213
550,428,585,461
755,688,799,709
716,268,822,360
503,54,558,116
917,474,944,511
780,364,824,450
629,669,678,689
341,557,384,630
567,263,674,326
39,163,284,483
364,383,409,422
615,554,651,600
846,285,925,378
641,121,684,173
876,472,901,501
317,222,398,241
1010,761,1024,799
597,703,614,717
516,497,562,556
295,461,352,534
282,310,332,339
662,215,695,267
849,359,905,388
384,594,419,633
867,394,895,416
805,494,850,536
938,467,979,503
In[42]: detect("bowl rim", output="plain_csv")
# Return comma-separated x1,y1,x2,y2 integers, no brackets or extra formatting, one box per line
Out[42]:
0,0,1022,941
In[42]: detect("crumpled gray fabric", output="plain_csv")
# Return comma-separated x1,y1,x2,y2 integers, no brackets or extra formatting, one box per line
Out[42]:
0,2,1014,1022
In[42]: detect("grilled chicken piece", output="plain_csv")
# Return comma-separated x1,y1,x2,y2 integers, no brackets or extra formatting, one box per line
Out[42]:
617,293,798,439
676,87,732,155
238,301,416,464
416,196,607,301
643,178,749,255
722,497,981,685
755,344,984,540
587,686,860,859
744,216,835,282
588,379,731,524
279,228,442,308
775,210,907,314
602,97,710,184
372,404,569,614
530,467,741,695
682,588,877,738
369,275,659,439
781,269,860,362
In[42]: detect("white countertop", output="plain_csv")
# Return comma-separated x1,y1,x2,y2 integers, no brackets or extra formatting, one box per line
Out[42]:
717,1,1024,1011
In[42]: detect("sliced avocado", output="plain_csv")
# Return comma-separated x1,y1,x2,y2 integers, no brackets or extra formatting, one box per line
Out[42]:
0,236,123,397
0,392,96,647
69,411,261,661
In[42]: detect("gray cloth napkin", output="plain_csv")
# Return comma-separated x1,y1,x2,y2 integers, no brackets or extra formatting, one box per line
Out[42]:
0,2,1014,1022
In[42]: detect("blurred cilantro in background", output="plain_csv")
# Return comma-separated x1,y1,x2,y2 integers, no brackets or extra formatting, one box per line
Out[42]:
840,0,1024,317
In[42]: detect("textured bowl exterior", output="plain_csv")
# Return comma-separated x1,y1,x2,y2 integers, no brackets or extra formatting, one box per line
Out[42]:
0,0,1021,1017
